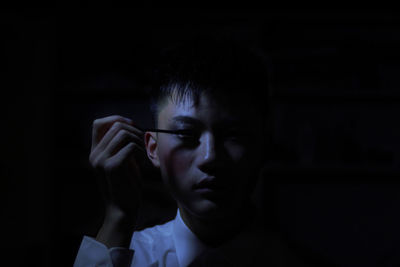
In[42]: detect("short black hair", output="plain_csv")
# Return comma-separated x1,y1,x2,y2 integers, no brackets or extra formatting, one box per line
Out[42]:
149,35,270,126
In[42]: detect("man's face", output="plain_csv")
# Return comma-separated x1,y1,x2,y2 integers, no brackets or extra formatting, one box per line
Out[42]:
146,92,265,220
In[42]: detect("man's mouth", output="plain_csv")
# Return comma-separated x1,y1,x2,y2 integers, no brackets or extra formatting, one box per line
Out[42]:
193,176,227,193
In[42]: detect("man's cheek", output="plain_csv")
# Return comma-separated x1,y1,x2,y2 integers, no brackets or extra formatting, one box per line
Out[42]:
162,149,194,186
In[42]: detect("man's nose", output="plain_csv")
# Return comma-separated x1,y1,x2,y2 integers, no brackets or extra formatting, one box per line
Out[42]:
197,132,218,174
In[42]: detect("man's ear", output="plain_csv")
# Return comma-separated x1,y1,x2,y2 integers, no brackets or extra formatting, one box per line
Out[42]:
145,132,160,168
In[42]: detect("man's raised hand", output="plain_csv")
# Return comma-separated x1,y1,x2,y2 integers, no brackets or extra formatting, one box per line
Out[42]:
89,115,145,248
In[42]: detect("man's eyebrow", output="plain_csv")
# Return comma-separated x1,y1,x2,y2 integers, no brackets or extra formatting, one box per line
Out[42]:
171,116,249,129
171,116,203,125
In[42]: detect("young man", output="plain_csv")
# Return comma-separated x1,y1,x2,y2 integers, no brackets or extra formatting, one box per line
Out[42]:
74,37,303,266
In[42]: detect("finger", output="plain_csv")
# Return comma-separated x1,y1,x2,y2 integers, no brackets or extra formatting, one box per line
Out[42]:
104,142,145,173
102,129,145,158
104,143,144,206
90,124,144,167
92,115,134,149
93,120,144,153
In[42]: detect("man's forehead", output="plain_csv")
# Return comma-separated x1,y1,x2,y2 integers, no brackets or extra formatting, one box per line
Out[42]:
159,94,258,126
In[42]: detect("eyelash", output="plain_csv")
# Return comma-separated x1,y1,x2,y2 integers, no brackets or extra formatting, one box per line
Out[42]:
174,129,247,142
175,130,199,140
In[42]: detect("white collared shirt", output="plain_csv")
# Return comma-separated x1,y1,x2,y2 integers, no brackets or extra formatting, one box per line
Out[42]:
74,208,299,267
128,209,207,266
172,209,208,266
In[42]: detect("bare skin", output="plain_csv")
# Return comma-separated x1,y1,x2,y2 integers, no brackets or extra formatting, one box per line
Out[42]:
89,115,145,248
145,93,265,247
90,93,265,249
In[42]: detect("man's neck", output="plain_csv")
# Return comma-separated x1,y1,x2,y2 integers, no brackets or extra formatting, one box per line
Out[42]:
178,201,255,247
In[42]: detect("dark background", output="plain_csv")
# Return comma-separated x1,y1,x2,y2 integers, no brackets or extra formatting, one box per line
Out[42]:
2,8,400,266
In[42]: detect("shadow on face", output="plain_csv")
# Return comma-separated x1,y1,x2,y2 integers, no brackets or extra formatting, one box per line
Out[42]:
148,92,266,219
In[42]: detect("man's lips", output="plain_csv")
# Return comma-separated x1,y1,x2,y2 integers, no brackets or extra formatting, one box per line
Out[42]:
193,176,227,192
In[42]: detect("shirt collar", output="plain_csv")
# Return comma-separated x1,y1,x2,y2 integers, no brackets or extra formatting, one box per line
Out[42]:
172,209,208,267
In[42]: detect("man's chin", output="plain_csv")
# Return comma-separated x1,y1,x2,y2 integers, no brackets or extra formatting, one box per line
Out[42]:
189,198,235,220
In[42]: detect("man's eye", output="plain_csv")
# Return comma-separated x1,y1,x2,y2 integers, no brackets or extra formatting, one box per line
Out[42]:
175,129,199,140
224,130,248,141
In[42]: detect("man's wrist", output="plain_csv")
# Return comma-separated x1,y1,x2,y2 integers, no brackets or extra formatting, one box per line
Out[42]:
96,206,137,248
